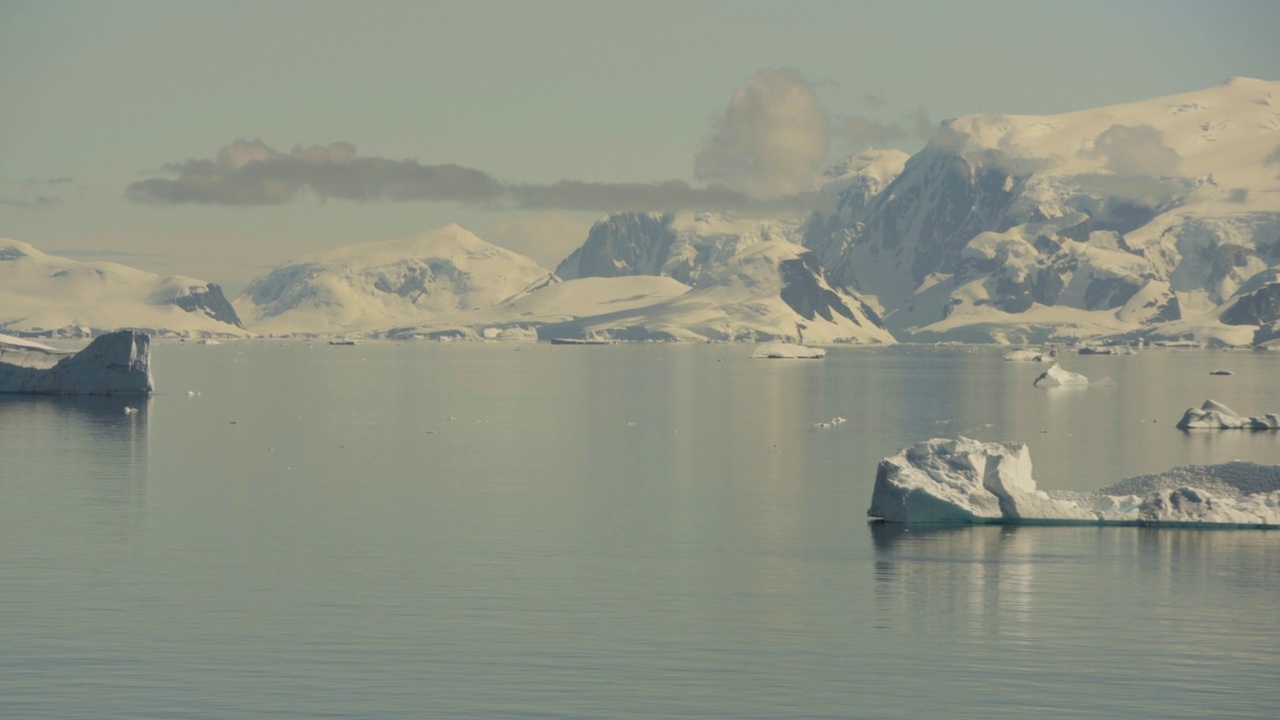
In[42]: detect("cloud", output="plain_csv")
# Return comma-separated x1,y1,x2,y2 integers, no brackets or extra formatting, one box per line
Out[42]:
834,106,935,150
480,212,593,269
129,138,824,215
511,179,822,214
1266,144,1280,179
1088,124,1180,176
0,177,74,208
127,139,504,205
693,68,831,197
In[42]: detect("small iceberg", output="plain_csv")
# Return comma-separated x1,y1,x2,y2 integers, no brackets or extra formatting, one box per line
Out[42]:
867,437,1280,527
751,342,825,359
1003,348,1055,362
1078,345,1137,355
1210,369,1234,376
1175,399,1280,430
1032,363,1089,387
0,330,154,395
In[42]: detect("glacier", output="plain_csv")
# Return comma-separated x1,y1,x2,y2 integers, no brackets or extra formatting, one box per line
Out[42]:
868,437,1280,528
0,331,154,395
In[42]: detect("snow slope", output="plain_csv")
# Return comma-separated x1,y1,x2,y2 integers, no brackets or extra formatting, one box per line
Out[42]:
805,77,1280,345
234,224,558,335
539,241,895,344
0,239,245,338
555,210,801,285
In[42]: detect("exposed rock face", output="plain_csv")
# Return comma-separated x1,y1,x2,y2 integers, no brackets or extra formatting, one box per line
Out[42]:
798,80,1280,343
1221,279,1280,326
554,211,798,287
0,330,154,395
156,283,243,328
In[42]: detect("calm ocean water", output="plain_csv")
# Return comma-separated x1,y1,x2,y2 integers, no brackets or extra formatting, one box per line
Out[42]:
2,342,1277,719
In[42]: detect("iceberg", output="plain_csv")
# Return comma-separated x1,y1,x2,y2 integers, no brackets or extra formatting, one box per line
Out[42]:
1002,348,1055,362
751,342,826,359
1176,399,1280,430
1032,363,1089,387
0,330,154,395
867,437,1280,528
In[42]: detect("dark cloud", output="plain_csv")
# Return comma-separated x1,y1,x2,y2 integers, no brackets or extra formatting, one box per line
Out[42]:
128,138,821,215
1088,124,1180,176
1226,188,1249,203
128,139,503,205
693,68,831,197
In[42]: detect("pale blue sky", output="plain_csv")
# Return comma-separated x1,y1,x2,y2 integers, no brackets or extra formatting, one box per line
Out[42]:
1,0,1277,286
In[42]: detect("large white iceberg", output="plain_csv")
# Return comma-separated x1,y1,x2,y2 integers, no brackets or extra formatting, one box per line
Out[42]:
0,330,154,395
1032,363,1089,387
868,437,1280,528
1176,399,1280,430
750,342,826,359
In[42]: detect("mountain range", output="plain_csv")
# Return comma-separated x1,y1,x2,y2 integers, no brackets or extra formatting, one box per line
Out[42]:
4,78,1279,346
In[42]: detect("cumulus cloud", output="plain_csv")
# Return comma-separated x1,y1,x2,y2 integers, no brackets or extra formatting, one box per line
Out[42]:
127,139,504,205
693,68,831,197
1088,124,1181,176
128,138,824,214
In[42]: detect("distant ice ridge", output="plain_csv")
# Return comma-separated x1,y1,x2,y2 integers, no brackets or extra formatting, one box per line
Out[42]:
1003,347,1056,361
751,342,825,359
1176,399,1280,429
0,330,154,395
868,437,1280,527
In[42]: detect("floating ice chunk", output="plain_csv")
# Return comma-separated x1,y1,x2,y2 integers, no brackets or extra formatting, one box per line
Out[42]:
0,330,154,395
1176,399,1280,430
867,436,1280,527
1210,369,1234,376
1003,348,1055,362
1078,345,1137,355
751,342,825,359
1032,363,1089,387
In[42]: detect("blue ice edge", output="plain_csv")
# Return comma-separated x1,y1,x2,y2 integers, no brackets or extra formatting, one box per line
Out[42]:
867,437,1280,529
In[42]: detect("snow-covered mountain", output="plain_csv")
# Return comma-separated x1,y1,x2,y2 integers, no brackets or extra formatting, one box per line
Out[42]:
0,238,245,338
555,211,801,285
805,77,1280,345
538,241,894,344
234,224,558,335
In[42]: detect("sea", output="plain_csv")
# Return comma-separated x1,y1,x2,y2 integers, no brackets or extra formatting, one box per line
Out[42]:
2,341,1277,719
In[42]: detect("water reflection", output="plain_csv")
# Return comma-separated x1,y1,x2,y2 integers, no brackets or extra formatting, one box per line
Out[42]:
870,522,1037,642
0,395,150,539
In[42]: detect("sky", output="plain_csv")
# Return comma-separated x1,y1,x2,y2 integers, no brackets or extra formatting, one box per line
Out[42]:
2,0,1278,291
